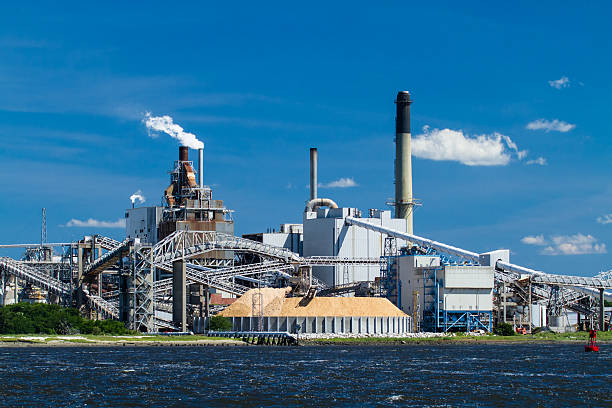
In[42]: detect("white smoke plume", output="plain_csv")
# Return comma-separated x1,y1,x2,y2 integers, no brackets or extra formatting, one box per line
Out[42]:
130,190,146,205
144,112,204,149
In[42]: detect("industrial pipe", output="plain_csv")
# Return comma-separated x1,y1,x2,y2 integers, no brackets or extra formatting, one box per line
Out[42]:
179,146,189,162
395,91,414,233
198,148,204,187
310,148,317,200
305,198,338,213
345,216,480,261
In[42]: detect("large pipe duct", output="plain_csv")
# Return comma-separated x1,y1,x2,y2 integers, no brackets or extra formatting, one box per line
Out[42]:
305,147,339,213
310,147,317,200
305,198,338,213
395,91,413,233
198,148,204,187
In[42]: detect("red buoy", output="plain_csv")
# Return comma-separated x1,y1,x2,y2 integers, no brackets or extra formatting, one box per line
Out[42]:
585,329,599,352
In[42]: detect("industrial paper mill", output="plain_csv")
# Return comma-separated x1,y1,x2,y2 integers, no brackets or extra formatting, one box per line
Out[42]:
0,91,610,337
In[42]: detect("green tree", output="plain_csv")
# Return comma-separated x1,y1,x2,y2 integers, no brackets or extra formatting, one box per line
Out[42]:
207,315,232,331
493,322,515,336
0,303,131,335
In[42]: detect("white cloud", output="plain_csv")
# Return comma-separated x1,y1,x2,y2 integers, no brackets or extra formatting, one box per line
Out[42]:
597,214,612,225
521,235,547,245
541,233,607,255
319,177,358,188
549,76,570,89
64,218,126,228
526,157,547,166
411,127,525,166
526,119,575,133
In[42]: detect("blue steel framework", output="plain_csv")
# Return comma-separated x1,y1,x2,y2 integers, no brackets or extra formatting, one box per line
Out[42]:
383,251,493,333
379,244,494,333
425,265,492,332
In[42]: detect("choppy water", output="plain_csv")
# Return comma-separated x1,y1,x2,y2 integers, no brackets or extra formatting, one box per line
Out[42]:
0,344,610,407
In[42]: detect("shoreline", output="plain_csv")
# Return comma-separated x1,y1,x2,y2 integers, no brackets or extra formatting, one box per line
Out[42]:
1,333,609,347
301,338,612,346
0,335,246,347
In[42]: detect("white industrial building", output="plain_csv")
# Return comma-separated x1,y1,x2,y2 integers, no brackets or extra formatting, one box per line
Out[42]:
125,206,164,245
395,254,494,332
242,224,303,255
303,208,410,286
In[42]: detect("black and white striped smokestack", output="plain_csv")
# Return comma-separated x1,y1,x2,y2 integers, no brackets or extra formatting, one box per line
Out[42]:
395,91,413,233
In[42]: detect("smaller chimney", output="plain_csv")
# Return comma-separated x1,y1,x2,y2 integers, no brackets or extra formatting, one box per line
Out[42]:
179,146,189,162
198,148,204,187
310,148,318,200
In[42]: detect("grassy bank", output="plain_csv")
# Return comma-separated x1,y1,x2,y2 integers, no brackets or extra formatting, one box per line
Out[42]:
303,331,612,345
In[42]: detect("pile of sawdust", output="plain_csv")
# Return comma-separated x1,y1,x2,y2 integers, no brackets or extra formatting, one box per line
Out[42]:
219,287,406,317
219,287,291,317
279,297,406,317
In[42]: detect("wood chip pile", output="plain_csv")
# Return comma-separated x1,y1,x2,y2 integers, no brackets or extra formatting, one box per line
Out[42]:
219,287,406,317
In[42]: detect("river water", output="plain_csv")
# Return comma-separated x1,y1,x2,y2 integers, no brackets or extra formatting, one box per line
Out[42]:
0,343,609,407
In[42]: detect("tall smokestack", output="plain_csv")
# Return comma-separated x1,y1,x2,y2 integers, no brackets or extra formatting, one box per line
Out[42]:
395,91,413,233
310,148,318,200
198,148,204,187
179,146,189,162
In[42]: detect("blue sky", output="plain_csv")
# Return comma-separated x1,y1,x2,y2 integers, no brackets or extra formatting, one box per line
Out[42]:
0,2,610,276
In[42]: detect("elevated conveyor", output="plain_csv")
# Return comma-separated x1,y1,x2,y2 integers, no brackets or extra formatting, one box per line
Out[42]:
345,216,612,301
151,231,302,266
0,257,70,296
83,239,131,283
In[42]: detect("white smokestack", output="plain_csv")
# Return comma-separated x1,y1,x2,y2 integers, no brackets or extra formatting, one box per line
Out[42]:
198,148,204,187
143,112,204,150
130,190,146,207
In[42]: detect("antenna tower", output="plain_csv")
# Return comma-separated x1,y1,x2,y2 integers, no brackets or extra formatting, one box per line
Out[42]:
41,208,47,246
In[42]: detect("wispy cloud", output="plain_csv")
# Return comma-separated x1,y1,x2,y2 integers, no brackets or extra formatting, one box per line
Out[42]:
64,218,126,228
0,36,54,49
597,214,612,225
548,76,570,89
411,127,527,166
319,177,358,188
522,233,607,255
526,119,575,133
521,235,546,245
526,157,547,166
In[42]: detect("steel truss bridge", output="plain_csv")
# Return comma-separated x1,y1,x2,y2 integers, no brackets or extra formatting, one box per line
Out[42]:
1,223,610,332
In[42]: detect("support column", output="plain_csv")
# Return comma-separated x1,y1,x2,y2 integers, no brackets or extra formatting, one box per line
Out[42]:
528,281,532,333
503,282,507,323
119,257,129,323
172,260,187,332
600,288,605,331
77,245,84,307
204,286,210,318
